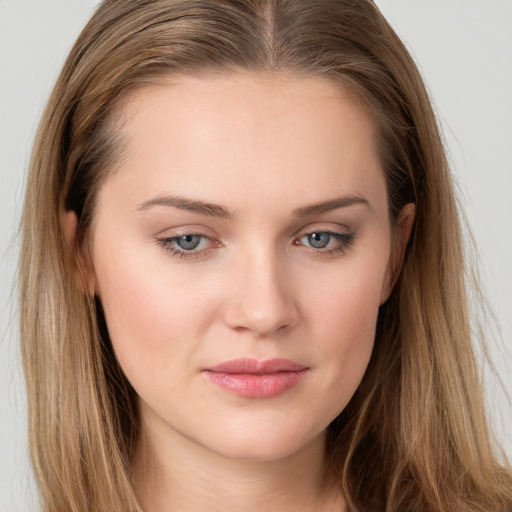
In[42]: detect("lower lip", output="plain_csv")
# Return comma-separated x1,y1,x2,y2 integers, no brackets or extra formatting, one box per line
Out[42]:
203,370,308,398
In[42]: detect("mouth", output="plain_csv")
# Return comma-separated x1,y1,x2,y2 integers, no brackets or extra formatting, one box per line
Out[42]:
202,358,309,398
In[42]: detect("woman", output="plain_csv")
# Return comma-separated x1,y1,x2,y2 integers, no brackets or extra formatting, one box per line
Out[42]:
19,0,512,511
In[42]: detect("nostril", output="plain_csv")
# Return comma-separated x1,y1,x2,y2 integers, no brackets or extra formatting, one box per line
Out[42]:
222,255,300,335
223,297,299,336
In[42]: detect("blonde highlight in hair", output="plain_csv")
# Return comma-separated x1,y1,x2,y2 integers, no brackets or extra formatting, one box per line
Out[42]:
20,1,512,510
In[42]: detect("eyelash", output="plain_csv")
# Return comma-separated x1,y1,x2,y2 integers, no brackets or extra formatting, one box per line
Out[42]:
156,230,355,260
297,231,355,256
156,233,216,260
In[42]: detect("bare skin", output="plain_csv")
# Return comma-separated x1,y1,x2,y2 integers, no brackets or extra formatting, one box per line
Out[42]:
67,72,414,511
132,422,346,511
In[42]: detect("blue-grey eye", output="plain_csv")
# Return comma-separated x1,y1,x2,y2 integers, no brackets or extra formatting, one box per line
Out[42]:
306,232,331,249
176,234,202,250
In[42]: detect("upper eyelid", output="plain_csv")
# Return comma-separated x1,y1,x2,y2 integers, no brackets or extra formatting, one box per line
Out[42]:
300,226,350,234
293,224,352,238
154,224,218,238
158,232,215,247
155,219,353,239
156,233,215,259
156,229,355,260
157,230,353,251
165,231,212,239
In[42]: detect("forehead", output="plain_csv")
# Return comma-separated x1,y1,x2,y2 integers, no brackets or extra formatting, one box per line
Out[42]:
97,72,386,217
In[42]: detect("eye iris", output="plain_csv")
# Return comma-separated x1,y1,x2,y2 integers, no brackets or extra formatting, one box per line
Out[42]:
176,234,202,250
308,232,330,249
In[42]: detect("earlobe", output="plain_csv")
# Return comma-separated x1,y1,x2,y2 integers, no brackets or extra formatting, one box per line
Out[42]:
61,210,96,296
380,203,416,304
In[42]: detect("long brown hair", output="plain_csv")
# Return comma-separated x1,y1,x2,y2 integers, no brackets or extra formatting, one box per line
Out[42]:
19,1,511,510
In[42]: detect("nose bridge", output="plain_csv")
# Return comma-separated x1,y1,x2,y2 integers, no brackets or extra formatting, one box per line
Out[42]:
223,241,299,335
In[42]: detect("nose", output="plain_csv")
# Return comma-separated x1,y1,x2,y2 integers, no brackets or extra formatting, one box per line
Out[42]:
223,248,300,336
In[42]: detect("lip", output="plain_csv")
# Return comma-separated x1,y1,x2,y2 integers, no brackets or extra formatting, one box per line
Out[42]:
203,358,309,398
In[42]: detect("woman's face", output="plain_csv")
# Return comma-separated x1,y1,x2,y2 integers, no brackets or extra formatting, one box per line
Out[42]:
84,72,399,461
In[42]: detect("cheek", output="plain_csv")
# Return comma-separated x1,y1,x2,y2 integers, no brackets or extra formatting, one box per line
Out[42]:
92,236,222,385
303,250,389,402
311,251,387,337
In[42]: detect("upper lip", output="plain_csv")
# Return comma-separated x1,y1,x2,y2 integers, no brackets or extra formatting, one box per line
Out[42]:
204,358,308,374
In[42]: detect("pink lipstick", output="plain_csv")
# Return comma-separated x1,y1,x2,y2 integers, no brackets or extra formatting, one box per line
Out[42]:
203,358,308,398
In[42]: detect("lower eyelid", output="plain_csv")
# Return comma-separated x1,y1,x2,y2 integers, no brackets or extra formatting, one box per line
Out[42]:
300,232,355,254
155,232,222,259
156,239,207,259
157,230,354,258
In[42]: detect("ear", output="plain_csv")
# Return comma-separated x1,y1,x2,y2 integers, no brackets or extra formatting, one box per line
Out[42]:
61,210,96,296
380,203,416,304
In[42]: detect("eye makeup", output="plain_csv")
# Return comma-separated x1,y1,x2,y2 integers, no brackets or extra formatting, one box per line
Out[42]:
295,230,355,257
156,232,220,260
155,226,356,261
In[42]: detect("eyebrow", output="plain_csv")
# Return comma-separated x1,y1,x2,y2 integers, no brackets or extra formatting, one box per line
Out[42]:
137,193,369,218
137,195,233,219
293,195,370,217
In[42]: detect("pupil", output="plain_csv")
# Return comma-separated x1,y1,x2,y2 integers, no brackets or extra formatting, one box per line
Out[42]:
309,232,330,248
177,234,201,250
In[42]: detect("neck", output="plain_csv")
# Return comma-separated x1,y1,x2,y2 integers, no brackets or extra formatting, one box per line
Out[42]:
132,413,346,512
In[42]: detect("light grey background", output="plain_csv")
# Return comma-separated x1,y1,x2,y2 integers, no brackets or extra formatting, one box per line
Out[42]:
1,1,510,509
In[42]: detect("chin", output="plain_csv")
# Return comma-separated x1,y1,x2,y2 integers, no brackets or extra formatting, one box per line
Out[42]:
196,419,326,463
